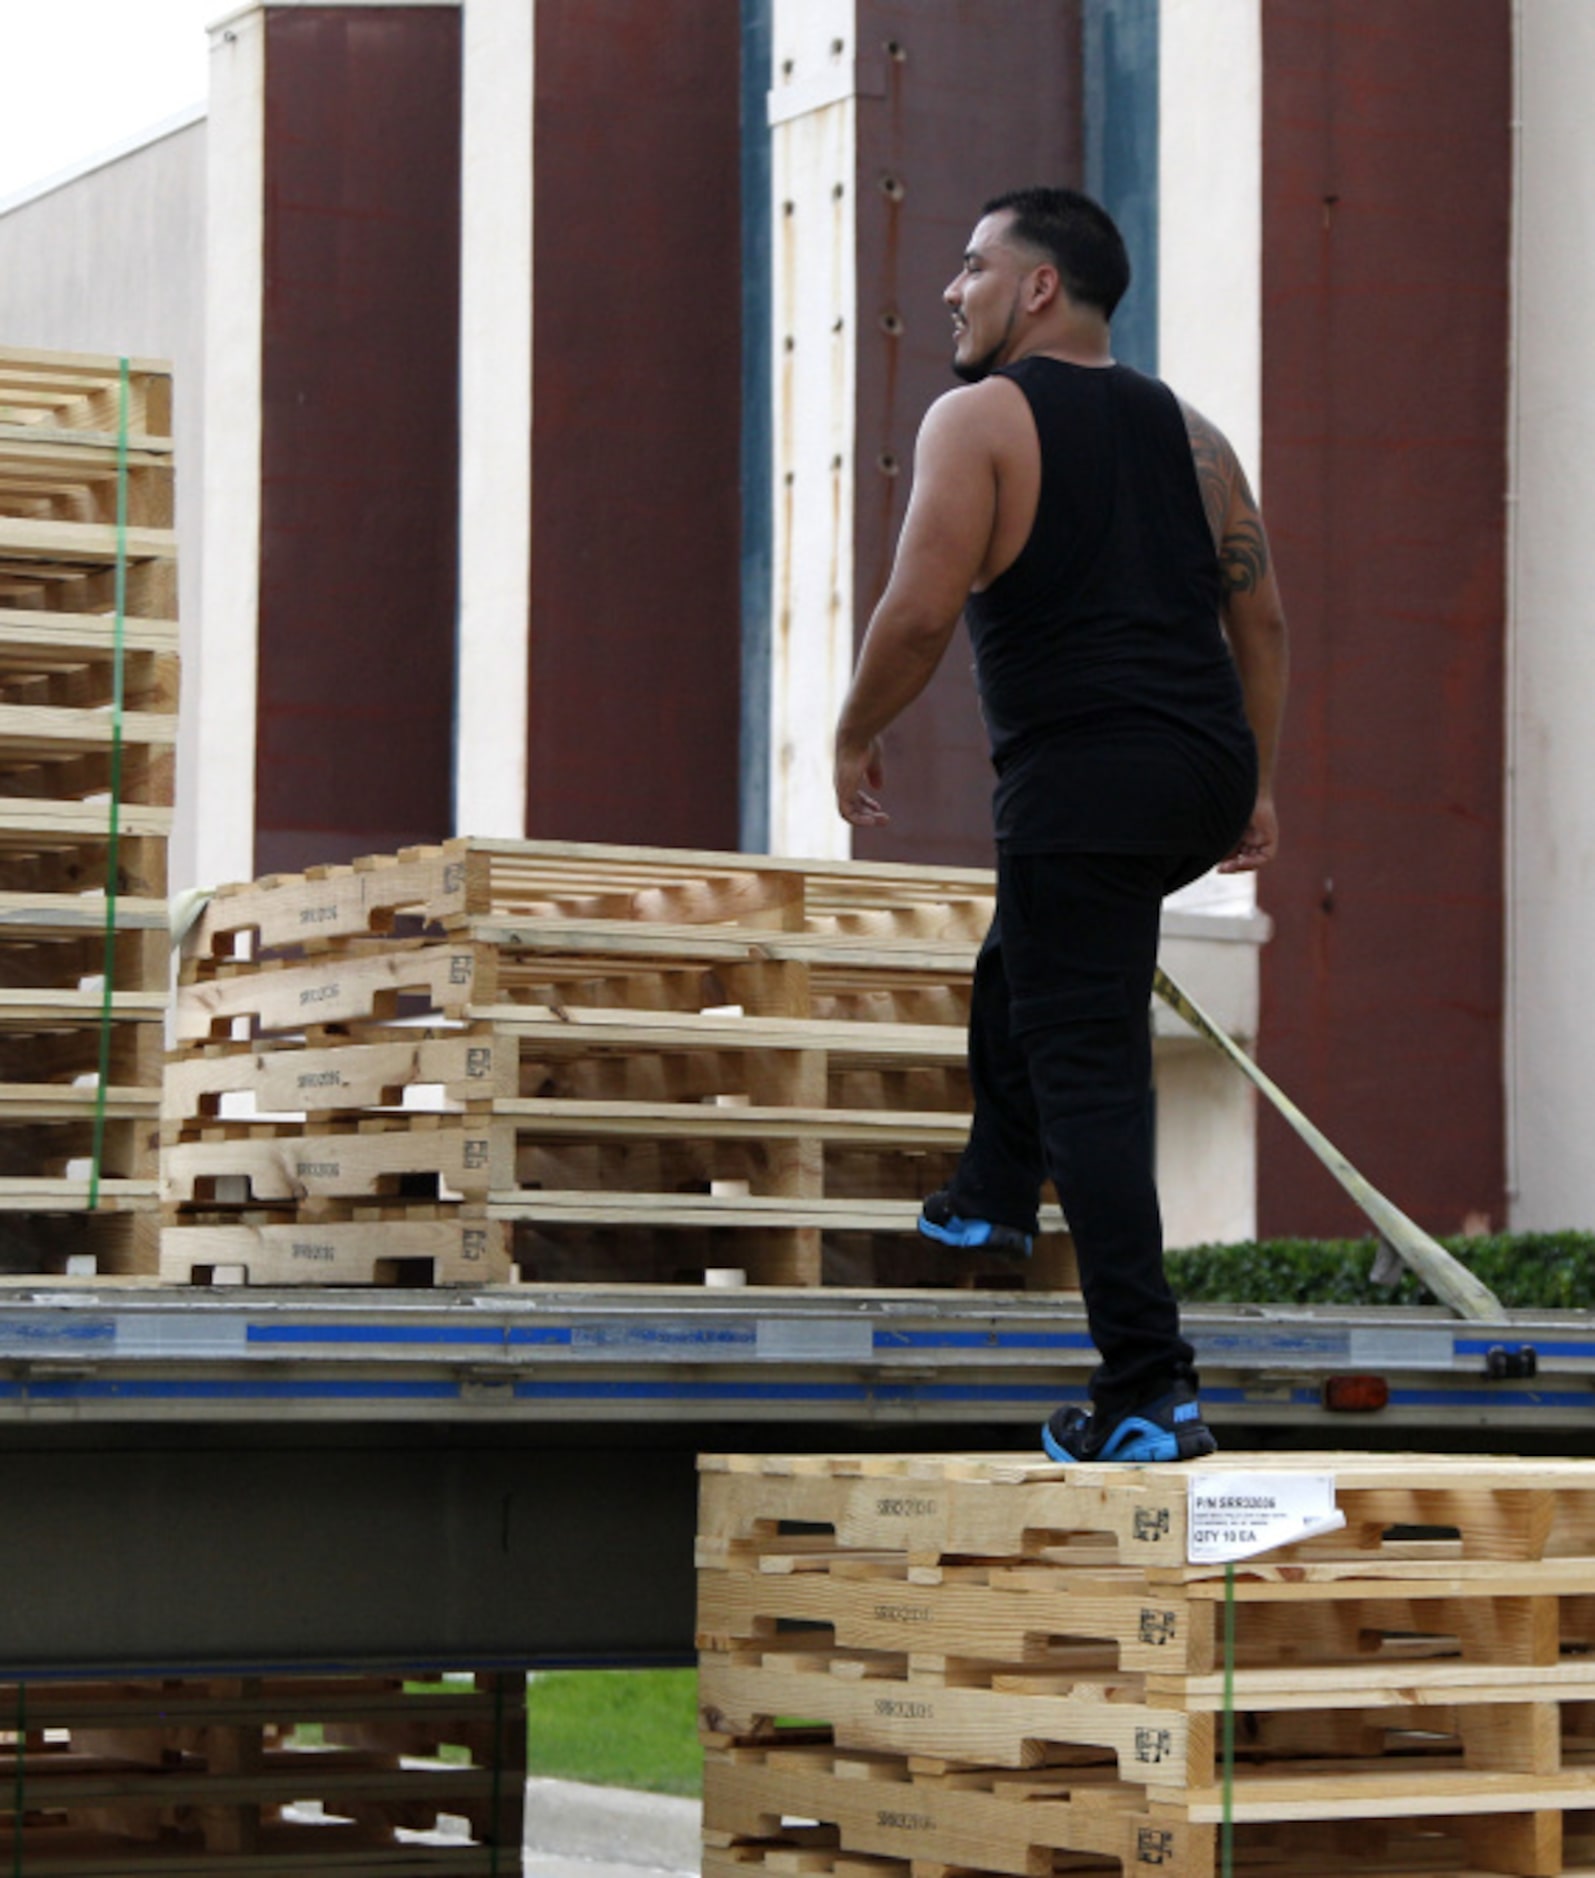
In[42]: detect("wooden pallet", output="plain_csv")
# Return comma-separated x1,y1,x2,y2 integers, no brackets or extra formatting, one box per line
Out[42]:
0,547,176,621
0,348,173,438
0,434,172,529
702,1639,1595,1792
161,846,1104,1289
0,1670,523,1874
703,1743,1594,1878
0,344,177,625
0,352,177,1278
158,1210,512,1287
163,967,1079,1289
161,1017,971,1115
158,1200,1070,1291
178,940,974,1041
698,1453,1595,1571
0,1099,156,1186
188,838,996,955
700,1544,1595,1678
699,1453,1595,1875
162,1111,973,1202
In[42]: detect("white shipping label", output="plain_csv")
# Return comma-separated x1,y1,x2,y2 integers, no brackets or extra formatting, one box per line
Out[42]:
1187,1473,1346,1563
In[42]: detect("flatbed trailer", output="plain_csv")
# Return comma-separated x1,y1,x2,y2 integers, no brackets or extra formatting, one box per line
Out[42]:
0,1282,1575,1431
0,1282,1585,1677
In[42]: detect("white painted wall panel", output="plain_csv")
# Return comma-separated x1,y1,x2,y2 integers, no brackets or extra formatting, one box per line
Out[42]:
1508,1,1595,1228
767,0,858,861
1154,0,1265,1238
456,0,534,837
1159,0,1262,927
197,7,267,892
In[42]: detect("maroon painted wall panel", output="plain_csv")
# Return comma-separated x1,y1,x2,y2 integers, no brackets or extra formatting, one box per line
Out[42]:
528,1,742,849
1258,0,1510,1236
852,1,1083,868
257,7,461,876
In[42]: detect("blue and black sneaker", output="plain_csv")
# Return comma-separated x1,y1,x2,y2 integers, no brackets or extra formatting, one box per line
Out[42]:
917,1189,1034,1260
1041,1380,1218,1464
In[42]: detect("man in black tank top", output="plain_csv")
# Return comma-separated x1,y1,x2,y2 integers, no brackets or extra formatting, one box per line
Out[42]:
833,187,1289,1465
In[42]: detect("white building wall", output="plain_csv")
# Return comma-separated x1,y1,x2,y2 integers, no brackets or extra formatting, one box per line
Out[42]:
1158,0,1261,929
766,0,859,862
455,0,534,837
0,115,207,893
197,5,266,893
1507,1,1595,1229
1155,0,1265,1245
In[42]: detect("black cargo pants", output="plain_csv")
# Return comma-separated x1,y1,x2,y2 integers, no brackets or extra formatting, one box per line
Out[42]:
944,848,1214,1417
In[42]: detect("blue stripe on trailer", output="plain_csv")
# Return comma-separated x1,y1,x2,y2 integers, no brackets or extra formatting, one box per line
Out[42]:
873,1329,1095,1352
0,1318,115,1348
511,1379,1068,1406
1387,1384,1595,1411
1454,1337,1595,1359
246,1323,508,1346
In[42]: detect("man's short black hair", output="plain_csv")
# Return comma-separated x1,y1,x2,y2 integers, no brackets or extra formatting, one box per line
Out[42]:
982,186,1131,319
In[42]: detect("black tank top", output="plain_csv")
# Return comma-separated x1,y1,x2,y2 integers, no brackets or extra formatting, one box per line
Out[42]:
964,357,1256,858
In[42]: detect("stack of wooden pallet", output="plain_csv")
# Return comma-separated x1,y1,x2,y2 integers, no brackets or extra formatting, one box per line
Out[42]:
0,346,178,1276
162,837,1074,1289
698,1451,1595,1878
0,1670,523,1873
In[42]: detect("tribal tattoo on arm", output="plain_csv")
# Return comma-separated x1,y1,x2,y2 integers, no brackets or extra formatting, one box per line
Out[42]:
1180,400,1272,596
1218,481,1269,596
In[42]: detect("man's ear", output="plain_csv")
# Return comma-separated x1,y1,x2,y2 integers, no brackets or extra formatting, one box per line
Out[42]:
1026,264,1062,311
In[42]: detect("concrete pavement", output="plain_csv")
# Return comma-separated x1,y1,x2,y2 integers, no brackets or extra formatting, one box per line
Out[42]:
522,1774,702,1878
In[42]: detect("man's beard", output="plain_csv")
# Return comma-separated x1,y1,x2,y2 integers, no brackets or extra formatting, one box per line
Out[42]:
951,344,1003,384
949,290,1021,383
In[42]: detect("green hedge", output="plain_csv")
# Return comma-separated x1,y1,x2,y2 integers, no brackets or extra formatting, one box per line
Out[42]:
1164,1233,1595,1311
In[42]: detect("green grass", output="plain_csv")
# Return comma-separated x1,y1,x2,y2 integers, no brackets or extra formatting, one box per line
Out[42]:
525,1669,702,1797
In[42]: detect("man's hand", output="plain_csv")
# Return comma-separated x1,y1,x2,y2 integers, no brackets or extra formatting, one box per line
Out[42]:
1217,794,1278,873
835,734,889,827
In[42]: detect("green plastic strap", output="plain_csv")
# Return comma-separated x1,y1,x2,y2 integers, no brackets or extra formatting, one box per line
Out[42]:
1221,1562,1236,1878
88,358,131,1211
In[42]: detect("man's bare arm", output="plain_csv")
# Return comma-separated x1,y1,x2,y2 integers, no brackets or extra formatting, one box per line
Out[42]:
834,387,1002,825
1180,400,1289,871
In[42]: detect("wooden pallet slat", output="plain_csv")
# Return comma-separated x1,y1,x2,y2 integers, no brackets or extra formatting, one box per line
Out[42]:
0,347,173,439
158,1214,513,1286
189,837,997,957
703,1742,1595,1878
0,604,180,658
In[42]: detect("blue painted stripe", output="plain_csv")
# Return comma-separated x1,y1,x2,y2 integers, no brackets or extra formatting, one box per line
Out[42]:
1083,0,1159,375
1454,1337,1595,1359
511,1379,1067,1405
247,1323,507,1346
0,1319,115,1346
1386,1384,1595,1411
